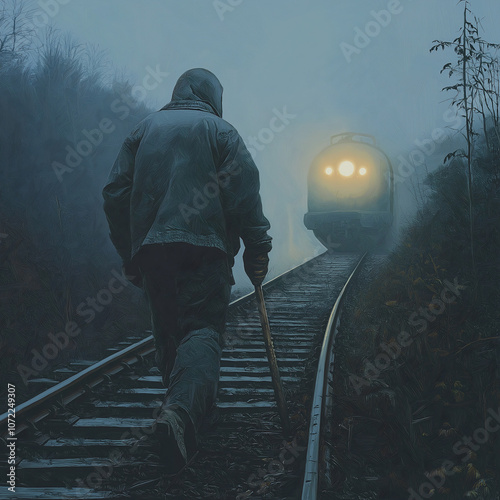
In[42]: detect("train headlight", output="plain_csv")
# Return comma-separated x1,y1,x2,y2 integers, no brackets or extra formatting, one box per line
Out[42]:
359,167,367,176
325,166,333,175
338,161,355,177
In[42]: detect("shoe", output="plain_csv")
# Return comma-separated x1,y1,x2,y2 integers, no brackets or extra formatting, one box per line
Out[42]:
153,408,188,472
200,403,221,432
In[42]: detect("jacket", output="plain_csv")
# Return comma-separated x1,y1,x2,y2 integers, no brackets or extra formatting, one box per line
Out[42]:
102,68,272,277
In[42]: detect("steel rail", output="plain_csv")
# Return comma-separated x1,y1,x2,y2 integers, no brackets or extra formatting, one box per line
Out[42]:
0,252,325,435
301,253,366,500
0,339,156,437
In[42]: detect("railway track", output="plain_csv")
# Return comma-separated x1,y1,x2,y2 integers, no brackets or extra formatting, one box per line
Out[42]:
1,252,366,500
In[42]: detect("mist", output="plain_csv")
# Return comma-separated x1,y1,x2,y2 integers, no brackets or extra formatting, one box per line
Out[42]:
46,0,500,288
2,0,500,396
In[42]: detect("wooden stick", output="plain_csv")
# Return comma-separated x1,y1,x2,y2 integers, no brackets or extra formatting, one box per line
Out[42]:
254,285,291,435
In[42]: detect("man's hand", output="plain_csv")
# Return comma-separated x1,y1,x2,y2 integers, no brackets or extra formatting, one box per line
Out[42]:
123,260,143,288
243,248,269,286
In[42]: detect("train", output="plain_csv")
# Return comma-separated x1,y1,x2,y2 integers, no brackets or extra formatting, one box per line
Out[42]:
304,133,394,251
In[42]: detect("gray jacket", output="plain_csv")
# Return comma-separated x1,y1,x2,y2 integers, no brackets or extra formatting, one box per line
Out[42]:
102,68,272,275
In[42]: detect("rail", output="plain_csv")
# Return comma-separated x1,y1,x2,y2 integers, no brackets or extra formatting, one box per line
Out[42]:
0,252,325,436
301,253,366,500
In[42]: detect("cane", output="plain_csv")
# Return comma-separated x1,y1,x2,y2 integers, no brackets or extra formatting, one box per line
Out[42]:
254,284,291,436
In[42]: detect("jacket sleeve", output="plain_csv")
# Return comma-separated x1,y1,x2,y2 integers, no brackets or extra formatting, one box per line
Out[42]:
217,129,272,254
102,126,142,263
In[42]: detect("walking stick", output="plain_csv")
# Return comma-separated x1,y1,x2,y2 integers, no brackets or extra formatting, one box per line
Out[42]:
254,284,291,436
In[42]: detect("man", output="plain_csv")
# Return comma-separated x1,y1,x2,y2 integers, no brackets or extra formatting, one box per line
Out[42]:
102,68,272,471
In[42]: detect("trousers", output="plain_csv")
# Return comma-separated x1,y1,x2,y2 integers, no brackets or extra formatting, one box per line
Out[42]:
136,242,232,431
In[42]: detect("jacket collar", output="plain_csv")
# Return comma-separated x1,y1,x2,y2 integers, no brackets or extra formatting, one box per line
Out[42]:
160,100,218,116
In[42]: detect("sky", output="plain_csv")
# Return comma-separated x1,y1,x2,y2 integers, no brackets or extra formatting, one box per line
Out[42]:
31,0,500,290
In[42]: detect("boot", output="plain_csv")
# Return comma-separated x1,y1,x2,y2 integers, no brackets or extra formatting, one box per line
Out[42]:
153,405,195,472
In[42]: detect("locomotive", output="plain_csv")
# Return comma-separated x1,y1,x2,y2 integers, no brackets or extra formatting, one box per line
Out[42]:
304,133,394,251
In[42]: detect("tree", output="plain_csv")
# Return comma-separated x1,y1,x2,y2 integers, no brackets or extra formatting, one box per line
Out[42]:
0,0,34,62
430,0,500,277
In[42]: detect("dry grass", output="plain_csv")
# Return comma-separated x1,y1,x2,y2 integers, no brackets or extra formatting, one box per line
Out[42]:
0,32,152,401
329,150,500,499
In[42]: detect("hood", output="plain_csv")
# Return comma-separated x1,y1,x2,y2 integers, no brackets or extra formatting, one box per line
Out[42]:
168,68,223,118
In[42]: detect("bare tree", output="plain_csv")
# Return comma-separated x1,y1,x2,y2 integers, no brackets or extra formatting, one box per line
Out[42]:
431,0,500,276
0,0,34,60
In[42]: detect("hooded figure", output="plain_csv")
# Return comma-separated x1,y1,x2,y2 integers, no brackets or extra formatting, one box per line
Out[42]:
102,68,272,471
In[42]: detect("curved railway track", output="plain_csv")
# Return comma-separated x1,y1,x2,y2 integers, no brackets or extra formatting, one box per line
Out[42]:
1,252,366,500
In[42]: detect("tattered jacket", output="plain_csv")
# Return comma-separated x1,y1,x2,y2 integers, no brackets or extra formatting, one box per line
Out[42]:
102,69,272,274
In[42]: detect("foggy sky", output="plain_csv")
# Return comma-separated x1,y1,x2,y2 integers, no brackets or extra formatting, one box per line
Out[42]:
34,0,500,290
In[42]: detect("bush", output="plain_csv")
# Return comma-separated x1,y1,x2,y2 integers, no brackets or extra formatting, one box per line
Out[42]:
0,30,152,401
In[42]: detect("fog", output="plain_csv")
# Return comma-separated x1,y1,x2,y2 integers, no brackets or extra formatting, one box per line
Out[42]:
3,3,499,493
2,1,499,375
34,0,495,292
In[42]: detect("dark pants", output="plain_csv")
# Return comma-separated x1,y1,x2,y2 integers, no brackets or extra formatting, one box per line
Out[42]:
136,243,232,432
